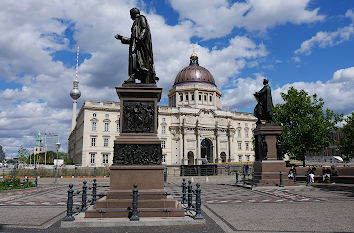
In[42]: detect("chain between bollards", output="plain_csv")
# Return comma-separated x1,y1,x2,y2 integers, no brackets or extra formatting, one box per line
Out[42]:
279,171,284,187
187,180,193,210
194,183,203,220
63,184,75,221
181,178,187,204
92,179,97,205
130,184,139,221
81,181,87,212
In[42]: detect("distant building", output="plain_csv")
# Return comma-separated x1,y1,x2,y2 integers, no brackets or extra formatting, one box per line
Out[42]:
33,131,44,155
68,53,257,167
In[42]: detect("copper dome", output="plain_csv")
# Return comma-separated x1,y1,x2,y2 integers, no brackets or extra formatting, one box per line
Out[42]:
174,53,216,86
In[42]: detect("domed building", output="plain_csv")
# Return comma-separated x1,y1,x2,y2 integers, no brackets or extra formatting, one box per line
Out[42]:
68,53,257,167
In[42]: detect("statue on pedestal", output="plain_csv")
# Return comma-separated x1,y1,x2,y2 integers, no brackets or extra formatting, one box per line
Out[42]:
115,8,158,84
253,79,274,125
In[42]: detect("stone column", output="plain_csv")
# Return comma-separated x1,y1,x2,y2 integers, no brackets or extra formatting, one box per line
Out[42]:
194,90,198,108
215,130,220,163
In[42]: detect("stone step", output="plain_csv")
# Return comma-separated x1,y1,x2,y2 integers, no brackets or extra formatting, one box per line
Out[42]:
106,189,168,200
85,206,185,218
95,197,181,209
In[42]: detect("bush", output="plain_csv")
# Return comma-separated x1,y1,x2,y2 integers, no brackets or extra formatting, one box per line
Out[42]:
0,178,34,190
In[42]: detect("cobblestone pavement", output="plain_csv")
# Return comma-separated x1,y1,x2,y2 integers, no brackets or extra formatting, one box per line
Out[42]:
0,179,354,232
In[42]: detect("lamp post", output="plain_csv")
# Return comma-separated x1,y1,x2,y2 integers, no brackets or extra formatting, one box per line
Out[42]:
54,142,61,183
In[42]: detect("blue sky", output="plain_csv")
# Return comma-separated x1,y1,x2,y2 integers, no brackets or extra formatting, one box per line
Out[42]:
0,0,353,158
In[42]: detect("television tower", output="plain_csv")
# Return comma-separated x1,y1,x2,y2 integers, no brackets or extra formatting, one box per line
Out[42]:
70,45,81,131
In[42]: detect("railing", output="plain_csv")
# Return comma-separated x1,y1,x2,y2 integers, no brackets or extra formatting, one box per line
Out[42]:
62,178,204,221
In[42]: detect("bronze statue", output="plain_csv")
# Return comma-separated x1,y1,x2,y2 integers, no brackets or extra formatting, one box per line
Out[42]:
115,8,158,84
254,79,274,124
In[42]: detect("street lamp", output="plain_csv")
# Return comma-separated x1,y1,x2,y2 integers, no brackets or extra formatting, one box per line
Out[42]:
54,142,61,183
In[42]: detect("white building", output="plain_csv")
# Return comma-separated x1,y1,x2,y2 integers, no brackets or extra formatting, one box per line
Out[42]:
68,53,257,167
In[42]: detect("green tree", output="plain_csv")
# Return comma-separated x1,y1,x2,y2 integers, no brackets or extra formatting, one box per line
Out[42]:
274,87,343,166
339,112,354,162
17,145,30,164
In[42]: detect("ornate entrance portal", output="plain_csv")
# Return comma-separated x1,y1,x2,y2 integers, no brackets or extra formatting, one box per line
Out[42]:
201,138,213,163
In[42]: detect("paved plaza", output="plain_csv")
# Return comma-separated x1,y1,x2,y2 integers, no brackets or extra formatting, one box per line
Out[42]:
0,177,353,232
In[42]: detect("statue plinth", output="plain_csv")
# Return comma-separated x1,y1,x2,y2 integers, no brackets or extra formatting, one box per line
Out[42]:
85,84,184,218
253,124,295,186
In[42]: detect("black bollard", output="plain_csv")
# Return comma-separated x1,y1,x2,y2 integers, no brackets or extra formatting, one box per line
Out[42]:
130,184,139,221
293,172,297,184
164,167,167,184
194,183,203,220
63,184,75,221
279,171,284,187
92,179,97,205
243,167,246,186
251,171,255,190
306,174,311,186
187,180,193,210
235,171,239,184
181,178,187,204
34,166,38,187
81,181,87,212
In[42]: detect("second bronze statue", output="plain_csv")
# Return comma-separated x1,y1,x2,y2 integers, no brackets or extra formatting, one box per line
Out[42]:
115,8,158,85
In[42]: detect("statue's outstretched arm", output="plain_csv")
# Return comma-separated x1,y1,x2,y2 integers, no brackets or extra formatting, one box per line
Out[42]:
120,36,131,44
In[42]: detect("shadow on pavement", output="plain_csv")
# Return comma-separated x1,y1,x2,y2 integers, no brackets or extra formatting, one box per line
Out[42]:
312,184,354,198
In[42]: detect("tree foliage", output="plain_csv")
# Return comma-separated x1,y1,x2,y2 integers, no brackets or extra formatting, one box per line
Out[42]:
274,87,343,166
17,145,30,164
339,112,354,162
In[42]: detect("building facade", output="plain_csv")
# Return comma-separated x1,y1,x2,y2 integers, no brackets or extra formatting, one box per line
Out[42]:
68,53,257,167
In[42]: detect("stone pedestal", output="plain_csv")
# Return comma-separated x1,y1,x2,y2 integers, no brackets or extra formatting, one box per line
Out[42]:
85,85,184,218
253,124,294,186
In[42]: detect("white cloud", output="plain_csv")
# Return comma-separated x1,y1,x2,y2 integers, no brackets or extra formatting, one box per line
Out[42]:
223,66,354,115
0,0,268,157
169,0,324,39
295,9,354,55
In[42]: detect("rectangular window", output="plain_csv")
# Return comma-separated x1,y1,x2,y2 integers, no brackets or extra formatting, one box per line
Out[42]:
104,138,109,147
116,123,119,132
90,153,95,164
204,95,207,101
180,94,183,101
238,142,242,150
92,122,96,131
105,114,109,118
246,155,250,162
246,142,249,151
102,154,109,164
185,93,189,101
191,94,194,101
238,155,243,162
237,129,241,137
104,122,109,132
199,94,202,101
162,117,166,122
245,129,249,138
91,137,96,147
162,126,166,134
210,95,212,102
162,155,166,163
161,140,166,149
